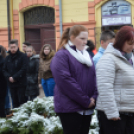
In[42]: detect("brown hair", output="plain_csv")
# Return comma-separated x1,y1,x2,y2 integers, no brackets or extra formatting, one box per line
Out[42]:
26,45,36,54
9,39,18,46
113,26,134,51
23,41,31,46
58,25,88,50
0,45,6,58
40,44,52,59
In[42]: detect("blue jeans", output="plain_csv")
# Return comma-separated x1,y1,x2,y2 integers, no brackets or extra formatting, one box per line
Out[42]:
41,78,55,97
5,87,11,109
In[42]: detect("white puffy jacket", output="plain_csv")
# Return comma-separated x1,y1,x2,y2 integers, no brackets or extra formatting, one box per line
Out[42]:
96,44,134,119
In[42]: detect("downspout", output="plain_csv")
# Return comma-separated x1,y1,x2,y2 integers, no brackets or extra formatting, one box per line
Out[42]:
59,0,63,36
11,0,14,39
7,0,11,46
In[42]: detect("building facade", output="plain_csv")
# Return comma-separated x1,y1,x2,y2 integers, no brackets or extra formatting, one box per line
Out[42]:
0,0,134,52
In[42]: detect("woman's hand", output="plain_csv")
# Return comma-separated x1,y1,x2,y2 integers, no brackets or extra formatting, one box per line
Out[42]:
110,117,120,121
39,84,42,89
9,77,15,83
88,98,95,108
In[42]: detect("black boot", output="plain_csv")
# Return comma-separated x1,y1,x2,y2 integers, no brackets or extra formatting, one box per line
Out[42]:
5,108,11,115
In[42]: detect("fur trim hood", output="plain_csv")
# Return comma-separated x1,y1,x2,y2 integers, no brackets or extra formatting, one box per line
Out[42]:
42,50,55,60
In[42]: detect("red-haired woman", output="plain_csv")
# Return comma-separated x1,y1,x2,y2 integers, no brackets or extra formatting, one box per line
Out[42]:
96,26,134,134
50,25,98,134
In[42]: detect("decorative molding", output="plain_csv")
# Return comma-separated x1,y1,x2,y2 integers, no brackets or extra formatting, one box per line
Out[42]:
0,28,9,31
19,0,56,11
54,21,96,27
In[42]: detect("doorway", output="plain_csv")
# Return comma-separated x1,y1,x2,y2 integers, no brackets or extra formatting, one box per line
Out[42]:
102,24,133,33
24,6,55,53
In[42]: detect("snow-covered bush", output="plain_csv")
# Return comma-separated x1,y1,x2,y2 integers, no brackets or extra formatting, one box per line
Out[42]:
0,97,60,134
89,110,99,134
0,97,99,134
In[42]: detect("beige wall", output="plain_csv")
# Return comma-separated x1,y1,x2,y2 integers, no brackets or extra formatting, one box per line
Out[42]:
0,0,7,28
62,0,93,23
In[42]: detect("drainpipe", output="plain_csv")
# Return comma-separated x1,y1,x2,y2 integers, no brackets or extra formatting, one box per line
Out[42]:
59,0,63,36
7,0,11,46
11,0,14,39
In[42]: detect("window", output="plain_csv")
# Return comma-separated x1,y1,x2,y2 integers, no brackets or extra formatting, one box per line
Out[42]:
24,6,55,25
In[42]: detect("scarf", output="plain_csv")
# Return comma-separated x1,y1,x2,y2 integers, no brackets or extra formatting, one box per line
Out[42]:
64,41,93,67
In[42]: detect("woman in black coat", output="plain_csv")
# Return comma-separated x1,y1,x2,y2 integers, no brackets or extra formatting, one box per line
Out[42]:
26,46,39,101
0,45,7,117
86,40,95,58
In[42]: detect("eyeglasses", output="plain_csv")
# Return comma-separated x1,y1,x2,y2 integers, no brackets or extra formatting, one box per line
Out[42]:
26,51,32,53
127,40,134,45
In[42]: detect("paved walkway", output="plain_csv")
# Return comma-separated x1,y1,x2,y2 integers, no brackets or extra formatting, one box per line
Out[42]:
38,87,45,98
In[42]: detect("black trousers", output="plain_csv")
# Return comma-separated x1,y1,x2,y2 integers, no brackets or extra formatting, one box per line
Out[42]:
0,96,6,117
97,110,134,134
27,95,37,101
10,87,26,108
58,113,92,134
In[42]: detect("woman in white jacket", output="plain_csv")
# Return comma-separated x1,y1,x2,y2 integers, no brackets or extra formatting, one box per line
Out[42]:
96,26,134,134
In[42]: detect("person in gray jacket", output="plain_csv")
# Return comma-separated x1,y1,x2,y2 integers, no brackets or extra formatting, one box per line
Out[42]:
96,26,134,134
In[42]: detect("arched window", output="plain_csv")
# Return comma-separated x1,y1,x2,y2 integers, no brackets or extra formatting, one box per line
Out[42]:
24,6,55,25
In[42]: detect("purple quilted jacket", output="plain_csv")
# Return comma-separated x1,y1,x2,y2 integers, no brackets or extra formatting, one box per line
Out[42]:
50,47,98,113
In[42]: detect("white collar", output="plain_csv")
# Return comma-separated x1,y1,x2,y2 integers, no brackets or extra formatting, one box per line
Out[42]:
68,40,73,46
64,41,93,67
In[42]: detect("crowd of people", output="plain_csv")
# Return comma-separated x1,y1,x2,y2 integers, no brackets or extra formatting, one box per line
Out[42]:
0,24,134,134
0,40,55,117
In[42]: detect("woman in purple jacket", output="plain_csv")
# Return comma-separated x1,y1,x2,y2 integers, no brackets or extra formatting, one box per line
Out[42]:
51,25,98,134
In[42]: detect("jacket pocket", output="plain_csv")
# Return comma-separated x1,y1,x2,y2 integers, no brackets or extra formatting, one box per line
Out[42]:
120,89,134,103
121,70,134,103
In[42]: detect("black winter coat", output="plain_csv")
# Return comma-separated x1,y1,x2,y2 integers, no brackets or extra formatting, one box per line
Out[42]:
26,55,39,96
0,55,7,98
3,49,28,88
